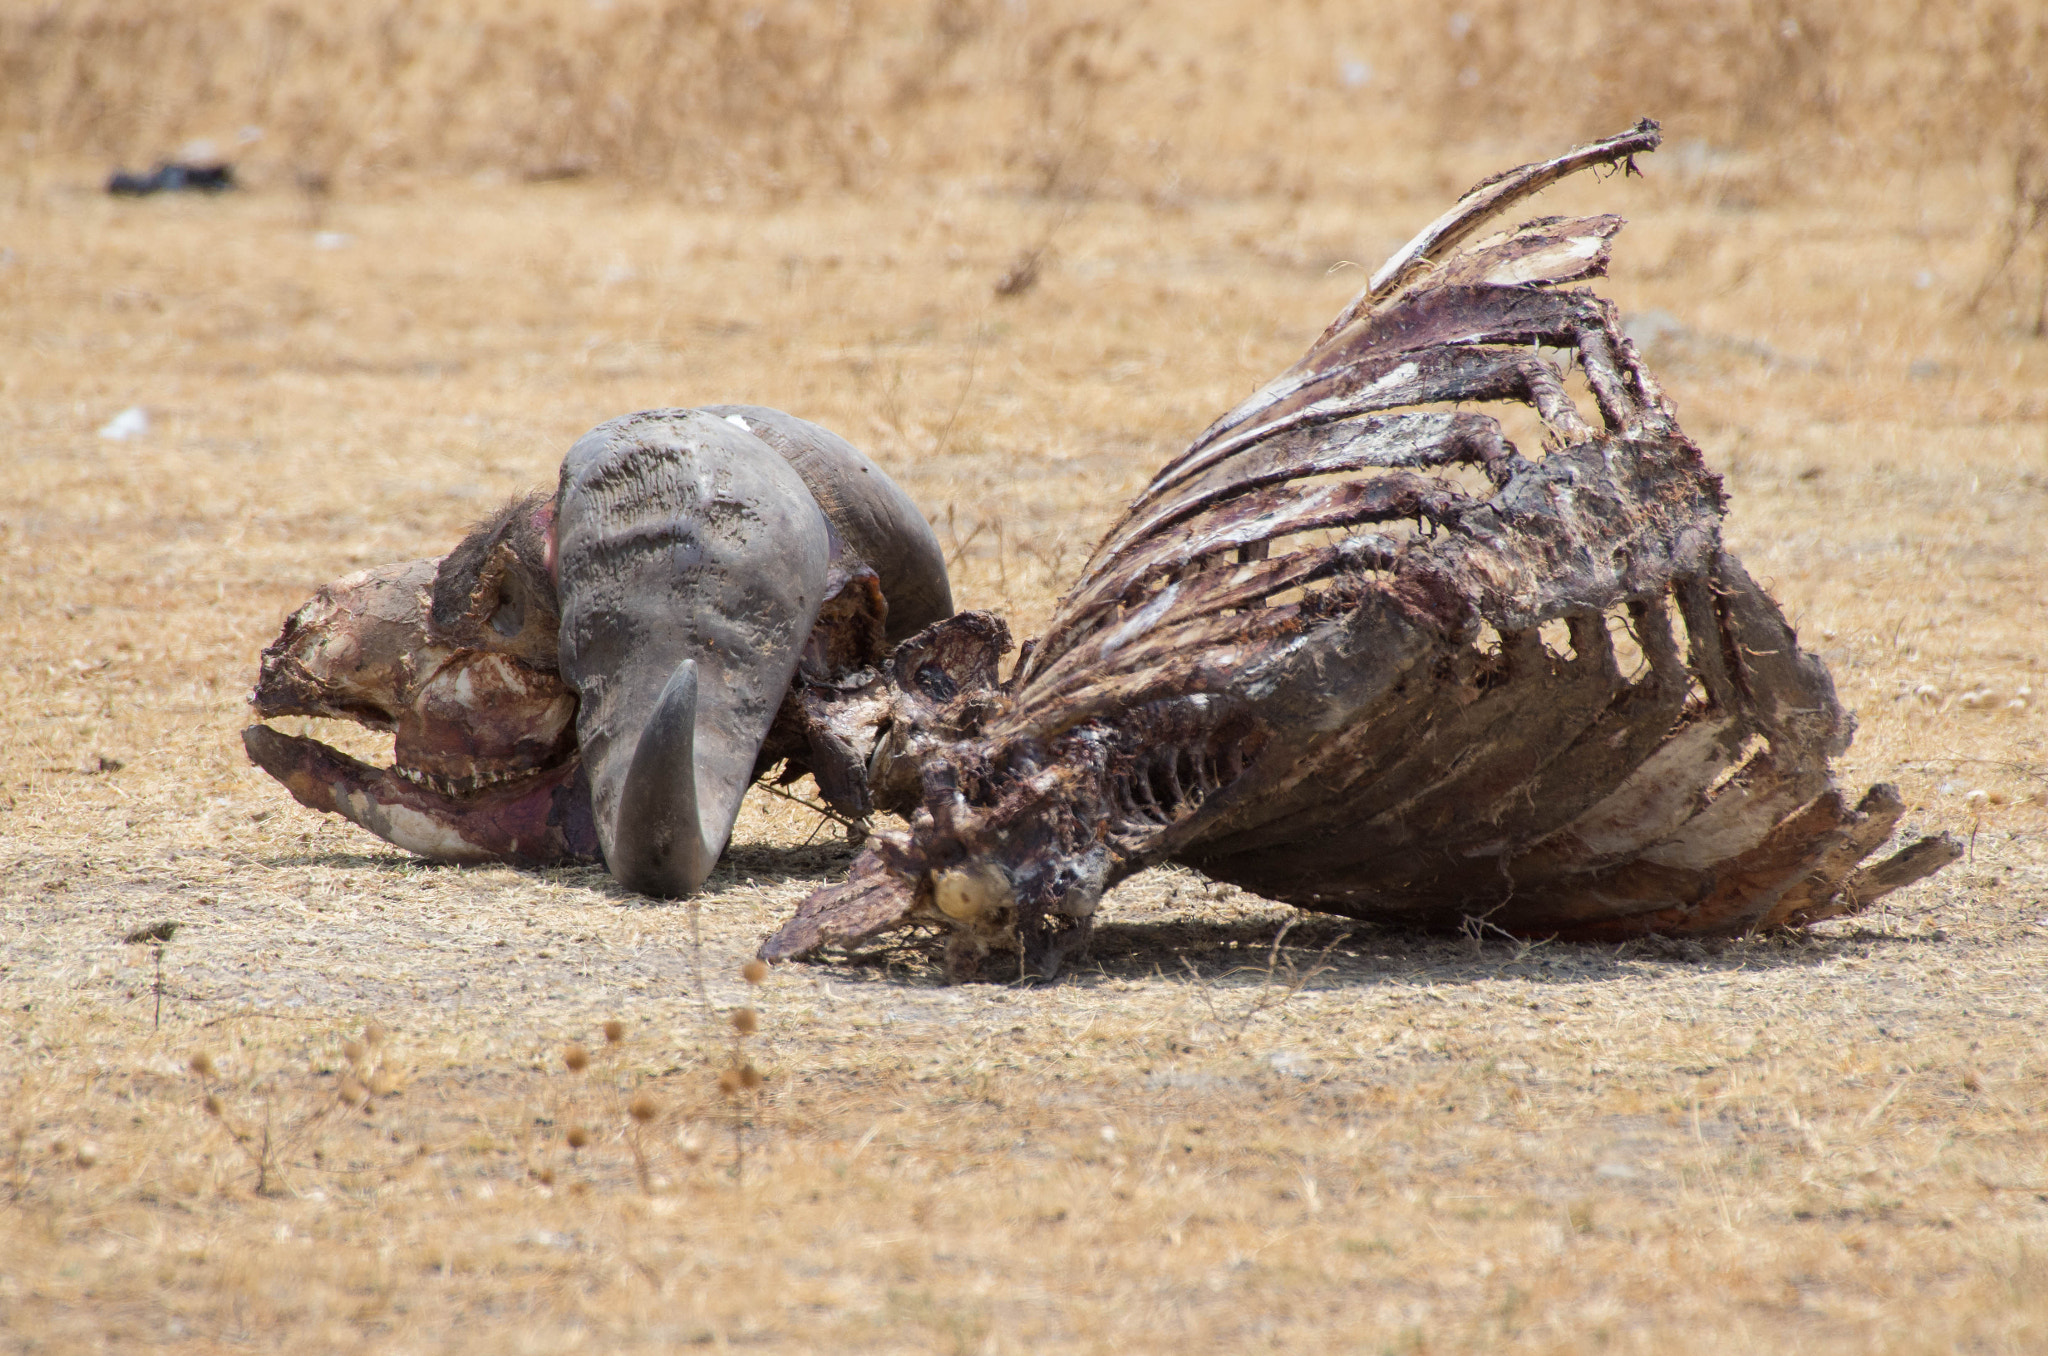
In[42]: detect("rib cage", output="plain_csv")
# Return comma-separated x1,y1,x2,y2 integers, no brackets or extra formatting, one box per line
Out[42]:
761,122,1959,980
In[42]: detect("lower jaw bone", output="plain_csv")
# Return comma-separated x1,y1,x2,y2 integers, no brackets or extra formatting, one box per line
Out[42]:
242,725,598,867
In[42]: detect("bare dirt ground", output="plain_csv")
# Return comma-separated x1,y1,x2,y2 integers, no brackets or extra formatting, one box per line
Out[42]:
4,105,2048,1353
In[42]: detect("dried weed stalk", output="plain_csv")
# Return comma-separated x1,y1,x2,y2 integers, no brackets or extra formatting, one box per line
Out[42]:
1179,919,1349,1046
189,1040,350,1197
1970,140,2048,336
3,1126,28,1207
121,919,180,1031
716,960,772,1183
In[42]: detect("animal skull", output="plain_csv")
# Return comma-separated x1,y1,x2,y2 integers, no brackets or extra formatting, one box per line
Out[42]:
245,407,952,882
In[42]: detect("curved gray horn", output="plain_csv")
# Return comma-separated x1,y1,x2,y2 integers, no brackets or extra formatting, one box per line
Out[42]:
556,410,832,897
702,406,953,643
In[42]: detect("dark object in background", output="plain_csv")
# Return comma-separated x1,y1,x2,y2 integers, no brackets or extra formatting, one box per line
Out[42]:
108,162,236,196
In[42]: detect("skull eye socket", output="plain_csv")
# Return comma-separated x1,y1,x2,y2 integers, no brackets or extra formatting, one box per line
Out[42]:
489,591,525,637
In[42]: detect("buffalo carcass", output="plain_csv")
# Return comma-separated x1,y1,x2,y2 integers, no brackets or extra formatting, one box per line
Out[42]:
244,125,1958,978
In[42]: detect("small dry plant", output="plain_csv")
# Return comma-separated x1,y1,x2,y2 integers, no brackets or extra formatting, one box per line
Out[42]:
716,960,772,1182
1971,139,2048,336
526,1008,785,1195
1179,919,1349,1047
120,919,180,1030
185,1024,393,1196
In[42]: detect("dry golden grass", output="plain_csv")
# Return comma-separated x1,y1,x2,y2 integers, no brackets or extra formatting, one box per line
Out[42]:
4,4,2048,1352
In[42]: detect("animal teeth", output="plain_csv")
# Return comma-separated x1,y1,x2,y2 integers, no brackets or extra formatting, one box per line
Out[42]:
393,762,540,797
